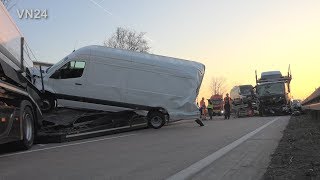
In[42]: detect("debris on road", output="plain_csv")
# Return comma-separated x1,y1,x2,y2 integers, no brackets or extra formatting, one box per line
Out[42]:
195,119,204,126
264,114,320,179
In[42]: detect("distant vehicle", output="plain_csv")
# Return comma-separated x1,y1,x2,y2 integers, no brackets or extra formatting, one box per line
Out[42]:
230,85,255,105
36,45,205,129
291,99,302,112
255,70,292,116
210,94,224,116
230,85,257,117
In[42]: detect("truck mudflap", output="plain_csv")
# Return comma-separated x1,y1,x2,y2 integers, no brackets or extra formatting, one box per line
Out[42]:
37,109,148,143
0,106,21,144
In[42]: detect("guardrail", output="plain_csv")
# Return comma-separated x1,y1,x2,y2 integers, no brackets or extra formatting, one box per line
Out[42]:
302,87,320,120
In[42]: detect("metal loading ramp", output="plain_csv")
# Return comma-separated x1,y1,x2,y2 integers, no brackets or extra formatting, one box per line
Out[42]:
36,108,148,143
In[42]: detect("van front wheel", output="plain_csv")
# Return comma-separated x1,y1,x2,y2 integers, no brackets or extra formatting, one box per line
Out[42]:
147,111,166,129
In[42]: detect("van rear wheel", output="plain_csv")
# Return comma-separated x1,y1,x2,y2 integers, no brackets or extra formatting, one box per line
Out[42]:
148,111,166,129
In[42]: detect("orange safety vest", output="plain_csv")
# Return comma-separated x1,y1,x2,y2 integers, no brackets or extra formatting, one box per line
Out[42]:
224,97,231,105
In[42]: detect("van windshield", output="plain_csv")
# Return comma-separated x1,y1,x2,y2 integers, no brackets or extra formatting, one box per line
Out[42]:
46,57,68,73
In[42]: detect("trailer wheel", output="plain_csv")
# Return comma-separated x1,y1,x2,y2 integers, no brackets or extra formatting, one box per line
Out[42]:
259,108,265,117
18,101,35,150
147,111,166,129
41,95,55,113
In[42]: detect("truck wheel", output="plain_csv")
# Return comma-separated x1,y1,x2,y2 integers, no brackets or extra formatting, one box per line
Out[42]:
18,101,35,150
148,111,166,129
41,96,55,113
236,110,240,118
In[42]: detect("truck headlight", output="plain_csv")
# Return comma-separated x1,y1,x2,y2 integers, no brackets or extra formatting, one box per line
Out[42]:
221,110,224,114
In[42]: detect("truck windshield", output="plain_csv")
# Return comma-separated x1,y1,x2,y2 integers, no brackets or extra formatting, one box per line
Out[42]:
257,83,284,96
240,86,253,95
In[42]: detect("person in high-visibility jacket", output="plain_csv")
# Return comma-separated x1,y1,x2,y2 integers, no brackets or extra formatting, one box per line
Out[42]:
207,99,213,120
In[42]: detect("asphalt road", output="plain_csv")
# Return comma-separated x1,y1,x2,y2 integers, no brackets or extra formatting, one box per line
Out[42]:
0,116,289,180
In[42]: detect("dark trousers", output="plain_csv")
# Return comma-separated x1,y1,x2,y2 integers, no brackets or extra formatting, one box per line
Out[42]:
224,104,231,119
207,108,213,120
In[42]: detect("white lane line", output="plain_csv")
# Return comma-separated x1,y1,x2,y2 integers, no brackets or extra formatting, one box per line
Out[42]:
0,134,137,158
167,117,281,180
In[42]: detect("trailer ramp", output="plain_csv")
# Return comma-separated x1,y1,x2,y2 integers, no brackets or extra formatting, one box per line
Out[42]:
37,108,148,143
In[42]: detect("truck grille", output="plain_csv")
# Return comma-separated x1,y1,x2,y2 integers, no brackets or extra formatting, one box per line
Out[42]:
213,107,221,110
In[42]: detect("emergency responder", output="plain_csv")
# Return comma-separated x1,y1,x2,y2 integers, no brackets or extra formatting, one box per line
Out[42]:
199,97,206,120
224,93,231,119
207,99,213,120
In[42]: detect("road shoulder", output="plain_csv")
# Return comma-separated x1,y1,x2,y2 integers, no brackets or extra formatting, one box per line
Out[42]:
264,114,320,179
192,116,289,180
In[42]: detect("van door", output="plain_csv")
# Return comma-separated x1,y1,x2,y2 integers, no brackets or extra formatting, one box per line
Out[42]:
48,60,87,107
85,59,127,103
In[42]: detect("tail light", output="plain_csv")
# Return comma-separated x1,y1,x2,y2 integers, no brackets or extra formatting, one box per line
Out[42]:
1,117,6,123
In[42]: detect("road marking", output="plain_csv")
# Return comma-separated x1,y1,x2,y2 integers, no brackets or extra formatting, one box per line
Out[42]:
0,133,137,158
167,117,281,180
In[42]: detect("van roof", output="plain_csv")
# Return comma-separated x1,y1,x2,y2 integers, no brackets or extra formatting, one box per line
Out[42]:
74,45,205,75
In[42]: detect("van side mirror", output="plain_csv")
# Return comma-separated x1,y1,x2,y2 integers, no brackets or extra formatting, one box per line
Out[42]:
50,70,61,79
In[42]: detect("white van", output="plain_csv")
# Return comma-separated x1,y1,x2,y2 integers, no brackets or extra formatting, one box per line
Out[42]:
37,45,205,128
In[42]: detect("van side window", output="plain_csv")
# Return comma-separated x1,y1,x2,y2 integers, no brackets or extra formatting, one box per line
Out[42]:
52,61,86,79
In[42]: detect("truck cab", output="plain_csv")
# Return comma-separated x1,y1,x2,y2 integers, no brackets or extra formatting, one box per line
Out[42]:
0,51,43,149
230,85,256,106
1,3,43,149
230,85,257,117
256,71,292,116
210,94,223,116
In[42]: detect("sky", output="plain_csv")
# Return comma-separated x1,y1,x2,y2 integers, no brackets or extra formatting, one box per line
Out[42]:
5,0,320,100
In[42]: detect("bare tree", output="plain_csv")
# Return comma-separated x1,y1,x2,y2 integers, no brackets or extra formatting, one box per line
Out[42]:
104,27,150,53
211,76,227,95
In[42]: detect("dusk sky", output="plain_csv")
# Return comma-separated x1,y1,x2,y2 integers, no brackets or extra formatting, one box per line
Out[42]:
6,0,320,100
